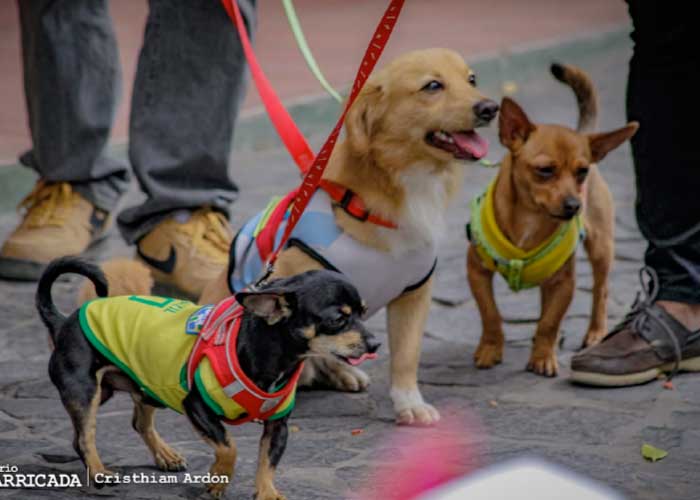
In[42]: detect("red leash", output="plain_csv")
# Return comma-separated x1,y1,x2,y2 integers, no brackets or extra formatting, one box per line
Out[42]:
221,0,315,172
222,0,405,272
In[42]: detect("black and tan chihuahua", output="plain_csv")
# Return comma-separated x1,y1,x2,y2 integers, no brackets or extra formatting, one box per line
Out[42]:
37,257,379,499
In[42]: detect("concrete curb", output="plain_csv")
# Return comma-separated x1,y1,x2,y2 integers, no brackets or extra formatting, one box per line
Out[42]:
0,24,630,214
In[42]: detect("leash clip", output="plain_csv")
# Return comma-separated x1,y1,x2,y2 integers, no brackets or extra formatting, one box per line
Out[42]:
254,261,276,289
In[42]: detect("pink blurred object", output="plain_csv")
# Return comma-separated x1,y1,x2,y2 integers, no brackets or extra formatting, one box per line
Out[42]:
352,410,482,500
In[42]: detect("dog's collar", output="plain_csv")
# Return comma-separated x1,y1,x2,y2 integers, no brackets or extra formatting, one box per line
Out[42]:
467,178,585,291
319,179,398,229
186,297,303,425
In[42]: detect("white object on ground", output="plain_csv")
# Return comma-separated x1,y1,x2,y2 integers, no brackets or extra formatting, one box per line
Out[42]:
415,457,625,500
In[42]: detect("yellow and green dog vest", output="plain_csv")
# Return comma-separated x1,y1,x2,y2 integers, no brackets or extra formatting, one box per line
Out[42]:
79,296,296,423
467,179,585,291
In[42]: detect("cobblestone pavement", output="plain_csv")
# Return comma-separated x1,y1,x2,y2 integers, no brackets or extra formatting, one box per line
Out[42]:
2,39,699,500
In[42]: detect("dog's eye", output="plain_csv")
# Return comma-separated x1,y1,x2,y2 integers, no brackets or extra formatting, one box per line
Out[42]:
535,166,556,179
468,74,477,87
576,167,590,182
421,80,444,92
326,313,347,330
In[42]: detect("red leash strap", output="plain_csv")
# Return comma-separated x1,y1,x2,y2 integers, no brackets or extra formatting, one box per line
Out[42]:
269,1,405,265
223,0,405,273
221,0,315,172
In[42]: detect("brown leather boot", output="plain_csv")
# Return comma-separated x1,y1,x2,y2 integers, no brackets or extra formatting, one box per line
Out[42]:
0,181,111,280
136,208,232,299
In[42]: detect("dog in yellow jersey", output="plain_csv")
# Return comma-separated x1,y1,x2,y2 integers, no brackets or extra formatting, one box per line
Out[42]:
466,63,638,377
37,257,378,499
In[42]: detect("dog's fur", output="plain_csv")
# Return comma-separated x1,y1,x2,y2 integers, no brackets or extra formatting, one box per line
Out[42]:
38,257,377,499
77,258,153,303
467,63,638,376
200,48,499,425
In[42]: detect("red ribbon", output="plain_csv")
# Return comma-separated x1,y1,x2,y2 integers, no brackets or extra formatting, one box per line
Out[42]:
222,0,405,269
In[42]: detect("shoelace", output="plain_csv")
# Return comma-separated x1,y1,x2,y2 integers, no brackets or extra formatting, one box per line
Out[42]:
610,267,698,380
186,209,232,258
19,181,75,228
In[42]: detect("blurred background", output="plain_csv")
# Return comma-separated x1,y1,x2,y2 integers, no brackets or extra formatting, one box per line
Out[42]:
0,0,627,164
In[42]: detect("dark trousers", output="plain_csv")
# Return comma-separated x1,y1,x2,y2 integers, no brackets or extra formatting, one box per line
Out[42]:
626,1,700,303
18,0,256,243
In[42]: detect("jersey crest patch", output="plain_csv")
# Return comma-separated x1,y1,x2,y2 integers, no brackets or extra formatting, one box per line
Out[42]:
186,305,214,335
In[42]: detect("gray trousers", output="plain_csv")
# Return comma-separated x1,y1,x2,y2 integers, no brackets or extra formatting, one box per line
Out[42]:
18,0,256,243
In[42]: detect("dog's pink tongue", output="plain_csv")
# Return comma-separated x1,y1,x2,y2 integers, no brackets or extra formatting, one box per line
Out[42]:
348,353,378,366
452,131,489,159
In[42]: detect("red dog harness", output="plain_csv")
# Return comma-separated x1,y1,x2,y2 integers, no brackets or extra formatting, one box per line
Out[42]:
252,182,397,271
186,297,304,425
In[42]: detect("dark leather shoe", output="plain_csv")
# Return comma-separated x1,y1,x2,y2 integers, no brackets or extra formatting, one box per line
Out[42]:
571,268,700,387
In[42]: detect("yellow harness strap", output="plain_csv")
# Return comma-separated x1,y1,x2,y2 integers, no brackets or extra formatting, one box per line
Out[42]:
468,179,585,291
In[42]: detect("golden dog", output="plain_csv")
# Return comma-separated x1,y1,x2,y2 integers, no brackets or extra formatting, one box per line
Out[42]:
201,48,498,425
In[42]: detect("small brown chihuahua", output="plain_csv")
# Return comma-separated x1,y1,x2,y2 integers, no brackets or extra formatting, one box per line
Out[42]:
466,63,638,376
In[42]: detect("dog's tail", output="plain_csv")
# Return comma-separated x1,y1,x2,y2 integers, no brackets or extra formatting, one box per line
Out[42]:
550,62,598,133
36,257,108,343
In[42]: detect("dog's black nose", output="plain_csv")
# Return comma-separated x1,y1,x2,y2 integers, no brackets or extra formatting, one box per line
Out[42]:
562,196,581,217
473,99,499,123
367,339,381,354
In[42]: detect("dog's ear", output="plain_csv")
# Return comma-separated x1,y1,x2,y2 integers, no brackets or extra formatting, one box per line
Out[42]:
587,122,639,162
344,83,384,155
499,97,535,151
235,288,297,325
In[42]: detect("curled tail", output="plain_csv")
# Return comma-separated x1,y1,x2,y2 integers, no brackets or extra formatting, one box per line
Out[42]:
550,62,598,133
36,257,108,344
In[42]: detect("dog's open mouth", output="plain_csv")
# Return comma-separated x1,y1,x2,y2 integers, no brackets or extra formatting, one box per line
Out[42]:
336,353,378,366
426,130,489,160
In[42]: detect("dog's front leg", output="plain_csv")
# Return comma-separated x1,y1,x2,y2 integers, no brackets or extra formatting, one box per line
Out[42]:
183,391,236,499
387,276,439,426
528,259,575,376
581,202,614,347
467,246,505,368
254,417,289,500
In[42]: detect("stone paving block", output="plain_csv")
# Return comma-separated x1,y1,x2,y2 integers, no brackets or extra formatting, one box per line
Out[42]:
485,404,639,446
13,380,57,400
293,391,376,419
0,361,47,390
0,398,66,421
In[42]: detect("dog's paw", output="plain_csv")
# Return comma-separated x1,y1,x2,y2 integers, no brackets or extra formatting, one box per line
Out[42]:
154,445,187,472
255,488,287,500
396,403,441,426
90,469,116,489
474,342,503,369
527,350,558,377
581,328,605,348
391,387,440,426
207,482,229,499
327,364,370,392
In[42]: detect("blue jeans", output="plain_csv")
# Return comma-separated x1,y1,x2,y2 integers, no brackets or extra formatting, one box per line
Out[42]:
17,0,256,243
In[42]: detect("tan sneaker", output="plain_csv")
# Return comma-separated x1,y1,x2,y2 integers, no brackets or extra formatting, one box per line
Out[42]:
136,208,233,299
0,181,111,280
